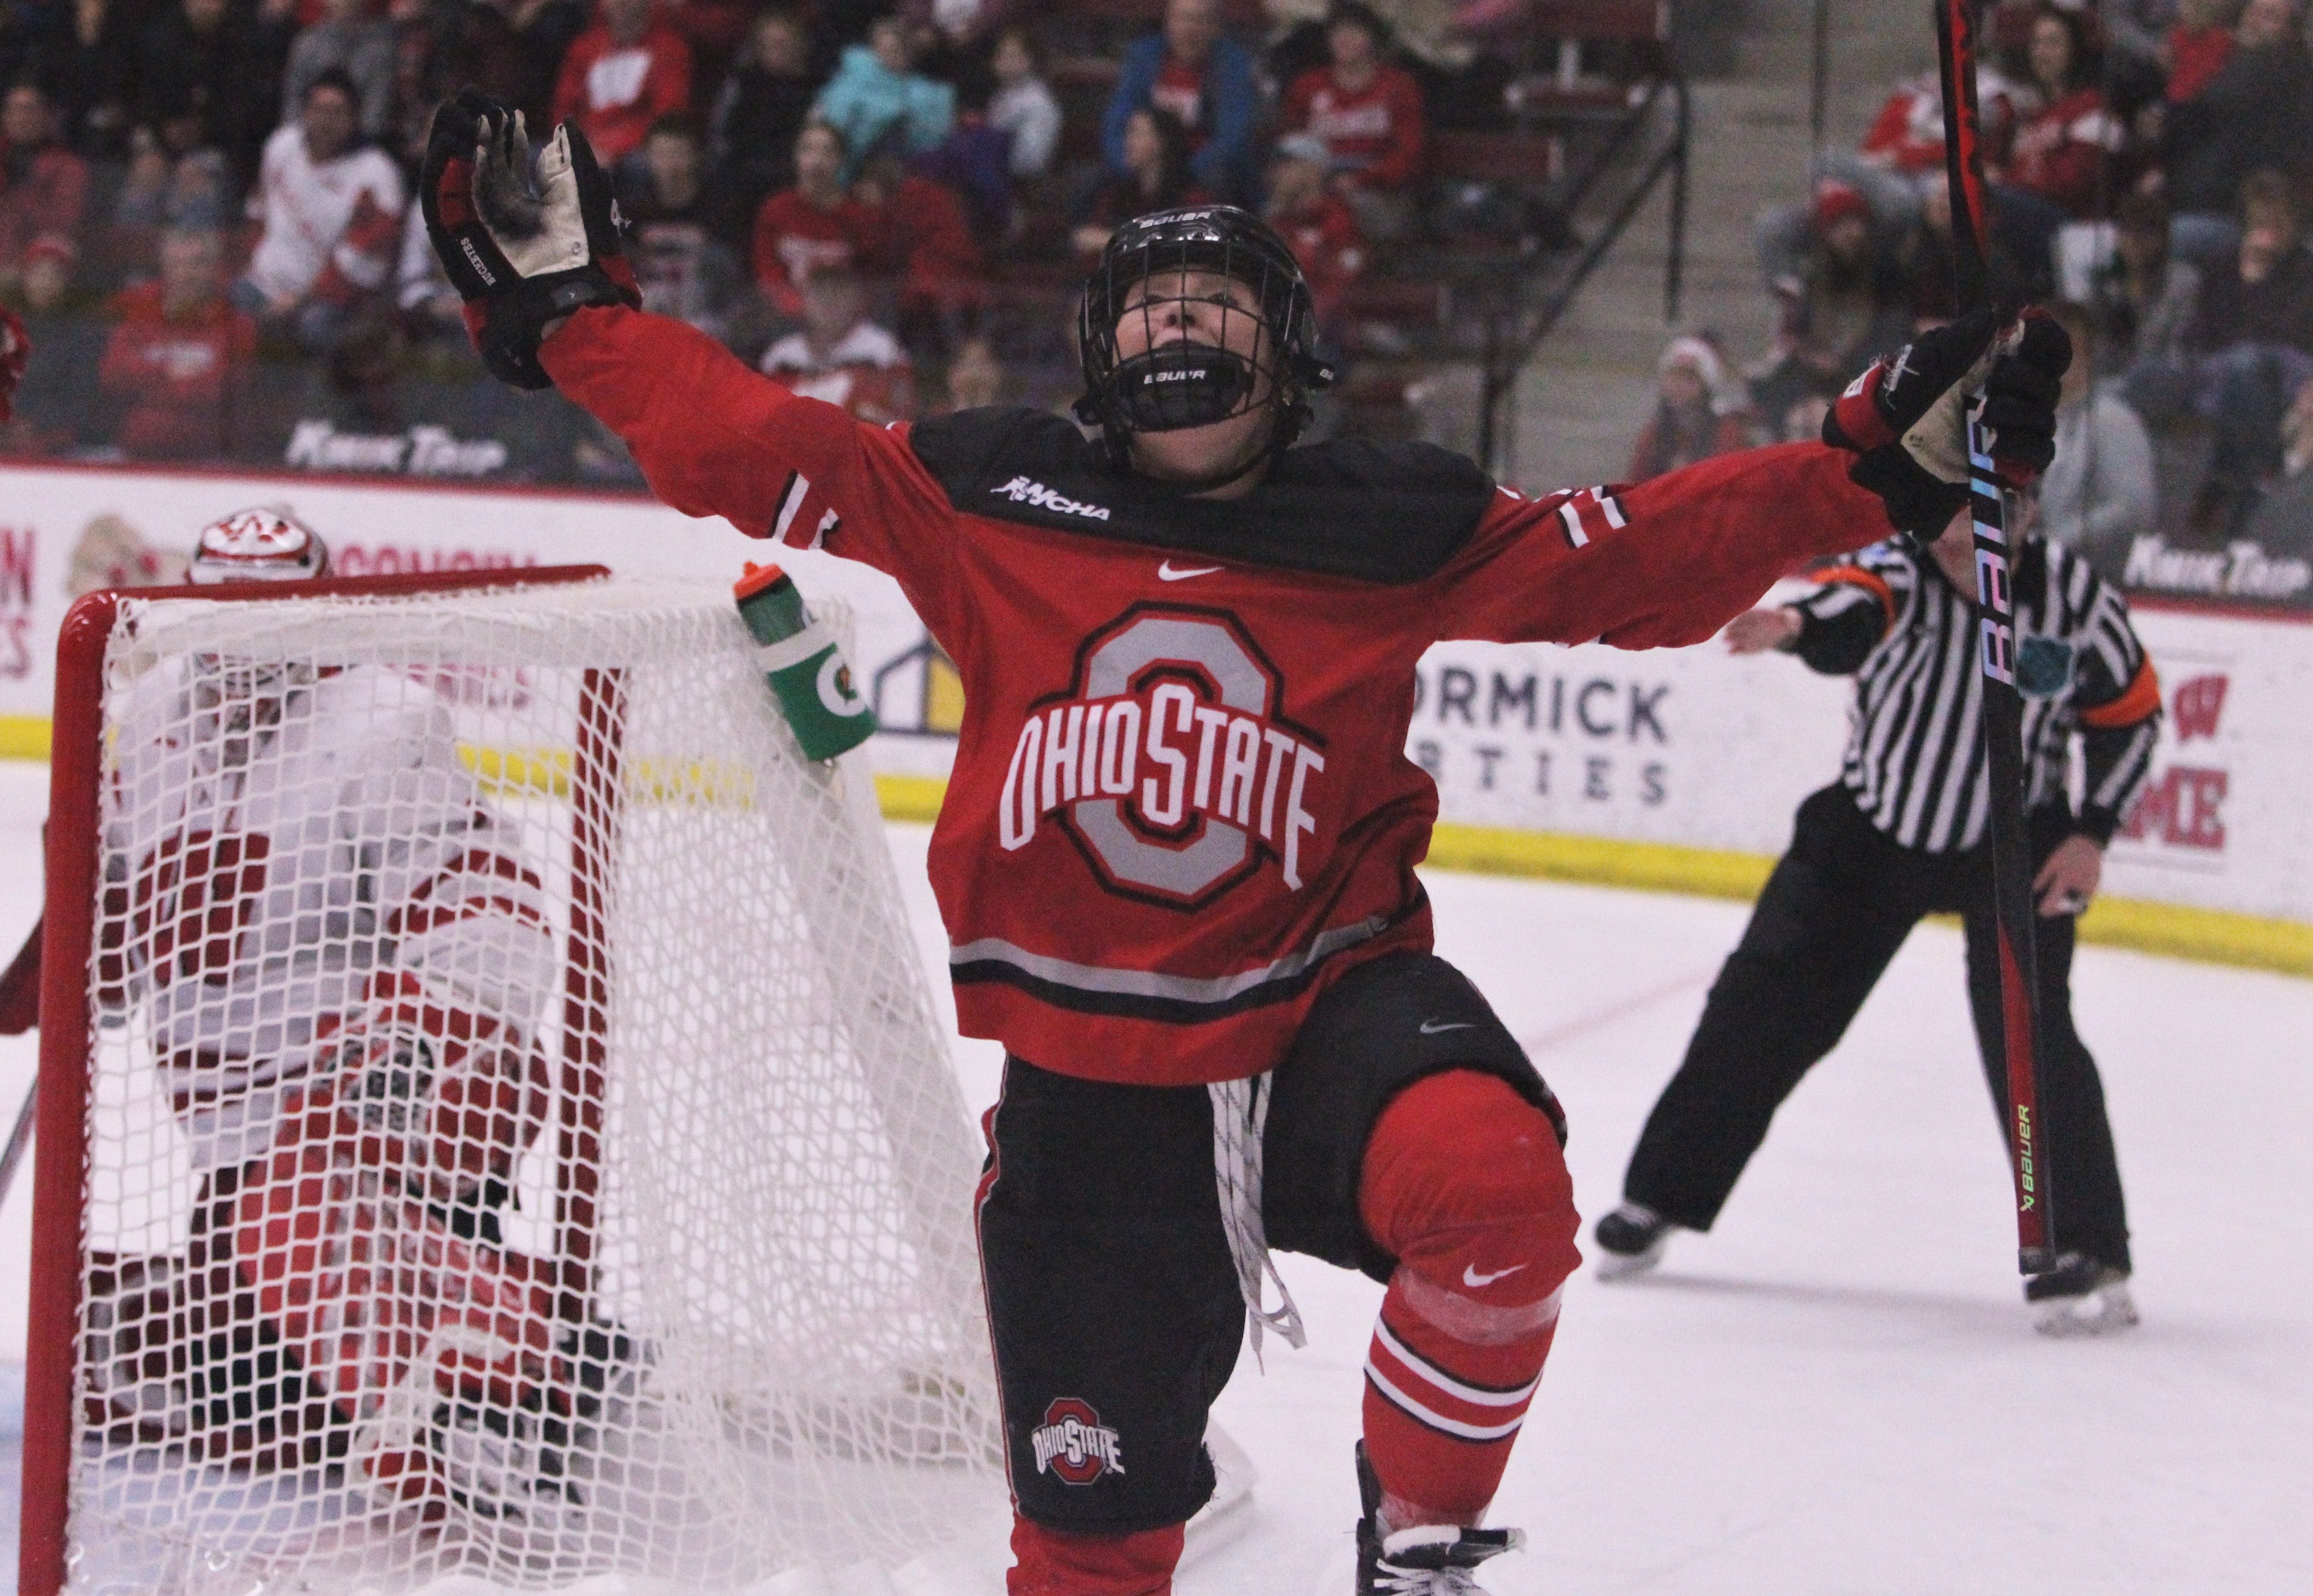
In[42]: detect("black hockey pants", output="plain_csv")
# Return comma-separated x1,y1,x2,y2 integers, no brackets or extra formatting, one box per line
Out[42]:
1621,784,2132,1271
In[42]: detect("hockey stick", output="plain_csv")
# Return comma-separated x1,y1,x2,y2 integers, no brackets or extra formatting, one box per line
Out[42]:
1934,0,2055,1275
0,916,39,1212
0,913,38,1035
0,1078,33,1215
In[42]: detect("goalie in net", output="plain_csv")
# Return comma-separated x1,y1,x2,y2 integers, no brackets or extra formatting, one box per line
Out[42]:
91,508,613,1527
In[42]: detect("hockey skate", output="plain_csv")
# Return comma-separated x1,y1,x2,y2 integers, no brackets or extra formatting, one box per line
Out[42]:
2025,1251,2139,1337
1591,1202,1674,1279
1355,1443,1524,1596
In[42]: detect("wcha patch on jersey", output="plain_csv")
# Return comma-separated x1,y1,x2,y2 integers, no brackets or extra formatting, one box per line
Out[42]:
1031,1398,1126,1485
991,476,1113,522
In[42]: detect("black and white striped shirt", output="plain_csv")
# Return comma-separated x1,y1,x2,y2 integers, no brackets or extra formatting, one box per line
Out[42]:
1789,536,2162,854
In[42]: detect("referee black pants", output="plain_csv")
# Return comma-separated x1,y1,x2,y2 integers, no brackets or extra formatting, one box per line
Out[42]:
1622,784,2131,1271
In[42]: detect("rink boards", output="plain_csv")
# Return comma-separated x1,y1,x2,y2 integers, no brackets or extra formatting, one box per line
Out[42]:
0,461,2302,970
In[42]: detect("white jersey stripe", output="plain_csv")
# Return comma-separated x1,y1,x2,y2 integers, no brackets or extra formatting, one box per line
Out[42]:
1555,502,1588,548
773,473,813,541
1362,1359,1528,1442
1371,1318,1543,1409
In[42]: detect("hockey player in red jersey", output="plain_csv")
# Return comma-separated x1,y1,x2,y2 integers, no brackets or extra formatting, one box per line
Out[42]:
420,90,2069,1595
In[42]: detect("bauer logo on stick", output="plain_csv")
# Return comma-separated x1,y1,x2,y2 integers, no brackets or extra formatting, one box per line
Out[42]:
1030,1398,1125,1485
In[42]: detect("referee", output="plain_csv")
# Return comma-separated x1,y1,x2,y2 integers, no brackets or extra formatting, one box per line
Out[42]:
1592,496,2161,1335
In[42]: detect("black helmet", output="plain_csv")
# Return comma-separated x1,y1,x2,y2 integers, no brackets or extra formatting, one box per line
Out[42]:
1075,205,1336,469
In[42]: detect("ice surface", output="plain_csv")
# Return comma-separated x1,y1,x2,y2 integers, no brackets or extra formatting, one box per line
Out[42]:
0,758,2305,1593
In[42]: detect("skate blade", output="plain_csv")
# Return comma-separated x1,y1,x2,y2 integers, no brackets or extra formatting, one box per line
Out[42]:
2032,1282,2140,1337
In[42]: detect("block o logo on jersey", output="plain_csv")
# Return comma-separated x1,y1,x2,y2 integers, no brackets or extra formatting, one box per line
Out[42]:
1031,1398,1125,1485
996,603,1329,909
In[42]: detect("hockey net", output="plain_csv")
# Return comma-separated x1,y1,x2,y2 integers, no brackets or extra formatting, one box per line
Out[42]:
24,568,1005,1595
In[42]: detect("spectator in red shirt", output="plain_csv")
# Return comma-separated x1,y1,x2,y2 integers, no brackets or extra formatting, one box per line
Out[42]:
1861,65,2019,178
553,0,695,166
99,226,259,461
757,262,915,424
1281,2,1425,241
1988,5,2122,296
2000,6,2121,220
0,82,89,301
852,137,985,347
655,0,758,92
750,119,877,315
2162,0,2237,106
1263,134,1365,333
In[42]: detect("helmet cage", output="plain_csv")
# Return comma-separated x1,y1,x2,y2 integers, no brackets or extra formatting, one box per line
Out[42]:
1077,207,1335,463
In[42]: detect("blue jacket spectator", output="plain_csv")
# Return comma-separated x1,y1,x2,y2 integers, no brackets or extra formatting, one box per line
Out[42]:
812,17,954,182
1101,0,1259,202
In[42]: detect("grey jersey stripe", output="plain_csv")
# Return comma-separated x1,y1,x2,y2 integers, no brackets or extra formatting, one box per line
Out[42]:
949,912,1391,1007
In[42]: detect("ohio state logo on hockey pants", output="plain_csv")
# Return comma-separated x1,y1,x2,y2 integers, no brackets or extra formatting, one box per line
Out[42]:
997,605,1327,908
1031,1397,1126,1485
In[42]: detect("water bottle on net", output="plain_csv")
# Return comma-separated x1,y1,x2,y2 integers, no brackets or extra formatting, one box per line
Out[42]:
734,561,878,761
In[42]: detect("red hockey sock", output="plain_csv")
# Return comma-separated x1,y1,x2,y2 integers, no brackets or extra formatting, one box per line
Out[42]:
1356,1070,1580,1531
1007,1516,1184,1596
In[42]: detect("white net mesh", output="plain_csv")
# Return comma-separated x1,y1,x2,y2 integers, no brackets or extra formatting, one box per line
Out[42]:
63,576,1003,1594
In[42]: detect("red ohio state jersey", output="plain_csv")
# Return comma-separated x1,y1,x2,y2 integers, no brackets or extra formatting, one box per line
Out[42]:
546,308,1891,1087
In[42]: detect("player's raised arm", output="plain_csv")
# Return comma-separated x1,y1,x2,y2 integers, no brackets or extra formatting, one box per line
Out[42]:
417,90,951,586
1432,311,2068,650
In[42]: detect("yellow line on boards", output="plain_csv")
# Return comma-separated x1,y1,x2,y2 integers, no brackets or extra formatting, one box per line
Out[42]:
0,716,51,761
0,731,2294,979
874,773,948,824
877,778,2313,981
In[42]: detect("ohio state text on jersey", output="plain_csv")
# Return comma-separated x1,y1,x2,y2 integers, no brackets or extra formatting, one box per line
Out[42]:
546,308,1890,1087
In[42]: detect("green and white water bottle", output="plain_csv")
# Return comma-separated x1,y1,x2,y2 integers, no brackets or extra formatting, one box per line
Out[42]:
734,561,877,761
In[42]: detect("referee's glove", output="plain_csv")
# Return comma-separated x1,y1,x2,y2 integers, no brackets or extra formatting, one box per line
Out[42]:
1822,308,2070,535
419,88,640,391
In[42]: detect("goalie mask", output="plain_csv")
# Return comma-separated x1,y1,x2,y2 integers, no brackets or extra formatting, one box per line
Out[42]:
1075,205,1335,469
186,509,328,719
188,507,330,585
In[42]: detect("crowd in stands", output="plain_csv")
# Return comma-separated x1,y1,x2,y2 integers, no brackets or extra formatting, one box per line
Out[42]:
4,1,2291,599
1645,0,2313,597
0,0,1588,484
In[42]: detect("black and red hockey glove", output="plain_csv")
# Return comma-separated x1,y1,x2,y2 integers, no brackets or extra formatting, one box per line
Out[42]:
419,87,639,391
1822,307,2070,535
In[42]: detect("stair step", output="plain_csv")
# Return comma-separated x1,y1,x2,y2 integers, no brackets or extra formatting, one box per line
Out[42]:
1509,0,1936,484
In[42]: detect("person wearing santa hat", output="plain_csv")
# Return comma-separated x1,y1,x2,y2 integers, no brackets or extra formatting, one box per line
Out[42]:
1627,333,1758,482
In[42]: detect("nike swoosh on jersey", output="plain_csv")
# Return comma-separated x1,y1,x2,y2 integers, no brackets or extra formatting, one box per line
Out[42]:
1158,561,1224,581
1463,1263,1526,1288
1418,1020,1476,1035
